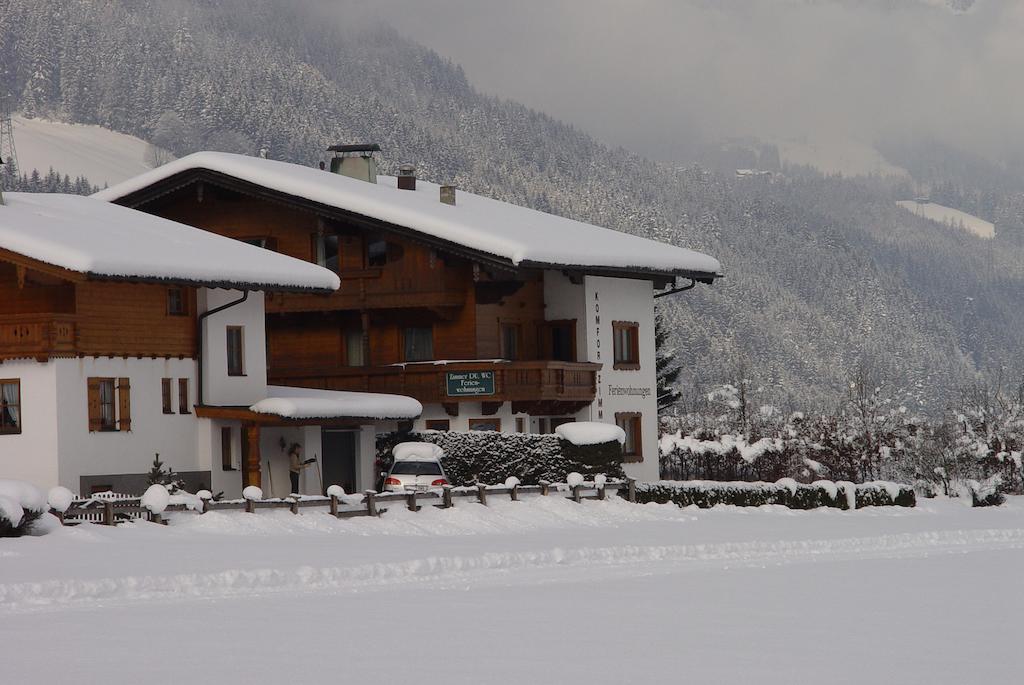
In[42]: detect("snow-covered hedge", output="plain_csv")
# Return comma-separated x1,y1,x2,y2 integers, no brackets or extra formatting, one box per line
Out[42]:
0,479,47,537
635,479,916,510
376,431,624,487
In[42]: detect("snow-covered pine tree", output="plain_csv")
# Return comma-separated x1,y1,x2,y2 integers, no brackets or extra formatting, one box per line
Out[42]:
655,311,682,414
145,454,185,494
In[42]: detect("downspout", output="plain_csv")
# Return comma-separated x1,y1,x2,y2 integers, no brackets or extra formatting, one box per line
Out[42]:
196,290,249,406
654,278,697,299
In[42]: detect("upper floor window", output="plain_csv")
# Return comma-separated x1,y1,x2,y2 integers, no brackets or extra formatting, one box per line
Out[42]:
167,287,187,316
403,326,433,362
0,379,21,435
367,238,388,267
345,329,367,367
161,378,174,414
613,321,640,370
178,378,191,414
544,321,575,362
501,323,521,361
88,377,130,432
314,232,339,272
226,326,245,376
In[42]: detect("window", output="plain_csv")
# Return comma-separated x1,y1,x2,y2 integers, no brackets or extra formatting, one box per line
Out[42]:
544,320,576,362
367,238,388,267
314,232,339,272
0,379,21,435
403,326,433,362
226,326,245,376
241,237,276,250
550,417,574,431
167,287,187,316
613,321,640,369
88,377,130,432
469,418,501,432
345,329,366,367
515,417,526,433
178,378,190,414
501,323,521,361
615,412,642,463
161,378,173,414
425,419,450,431
221,426,235,471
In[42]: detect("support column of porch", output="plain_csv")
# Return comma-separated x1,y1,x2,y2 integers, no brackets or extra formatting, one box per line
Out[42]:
243,423,261,488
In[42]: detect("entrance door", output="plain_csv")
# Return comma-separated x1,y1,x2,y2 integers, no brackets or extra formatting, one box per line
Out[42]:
321,429,358,494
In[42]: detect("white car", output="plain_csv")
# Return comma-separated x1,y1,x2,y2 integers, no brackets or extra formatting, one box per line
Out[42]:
383,442,450,492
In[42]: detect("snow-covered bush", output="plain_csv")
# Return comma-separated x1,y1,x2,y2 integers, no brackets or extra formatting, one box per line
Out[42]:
376,431,625,487
47,486,75,514
242,486,263,501
961,475,1005,507
635,480,915,510
141,484,170,514
0,479,47,537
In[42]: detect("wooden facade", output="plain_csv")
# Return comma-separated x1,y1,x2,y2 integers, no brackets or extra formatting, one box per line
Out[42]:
122,178,601,410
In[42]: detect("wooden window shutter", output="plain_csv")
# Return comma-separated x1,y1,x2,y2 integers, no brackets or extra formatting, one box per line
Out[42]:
117,377,131,432
87,378,102,432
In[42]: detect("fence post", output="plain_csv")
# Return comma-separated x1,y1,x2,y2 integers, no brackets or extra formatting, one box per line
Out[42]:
572,484,582,503
245,498,255,514
510,484,519,502
151,512,163,525
406,490,418,512
477,484,488,506
364,490,378,517
597,484,606,501
289,497,300,515
103,500,114,526
201,498,209,514
442,486,453,509
540,480,550,496
627,478,637,503
330,494,339,517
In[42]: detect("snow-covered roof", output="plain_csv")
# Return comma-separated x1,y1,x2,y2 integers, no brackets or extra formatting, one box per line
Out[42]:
250,385,422,421
96,152,722,279
0,192,340,292
555,421,626,446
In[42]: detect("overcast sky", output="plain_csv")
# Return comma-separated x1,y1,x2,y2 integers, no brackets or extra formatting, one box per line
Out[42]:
320,0,1022,163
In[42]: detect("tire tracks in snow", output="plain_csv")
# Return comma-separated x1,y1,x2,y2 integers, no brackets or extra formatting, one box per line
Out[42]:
3,527,1023,614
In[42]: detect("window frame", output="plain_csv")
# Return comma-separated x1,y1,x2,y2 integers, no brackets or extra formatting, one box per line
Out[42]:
0,379,22,435
402,326,434,363
98,378,117,431
226,326,246,377
161,378,174,414
166,287,188,317
469,418,501,432
615,412,643,463
500,322,522,361
178,378,191,414
425,419,450,431
345,328,367,367
612,321,641,370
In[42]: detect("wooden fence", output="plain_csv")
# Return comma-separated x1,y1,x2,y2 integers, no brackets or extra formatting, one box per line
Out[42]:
56,479,639,526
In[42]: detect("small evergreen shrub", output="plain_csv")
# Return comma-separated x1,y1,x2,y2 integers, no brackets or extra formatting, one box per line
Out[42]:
634,480,915,510
0,479,47,537
965,476,1005,507
376,431,624,487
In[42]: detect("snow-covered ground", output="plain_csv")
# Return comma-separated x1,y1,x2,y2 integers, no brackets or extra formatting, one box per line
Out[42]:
897,199,995,239
11,115,154,187
2,496,1023,683
774,136,908,177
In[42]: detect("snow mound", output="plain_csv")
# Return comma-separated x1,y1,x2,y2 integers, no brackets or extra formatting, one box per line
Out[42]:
141,485,170,514
326,485,346,499
555,421,625,446
47,486,75,514
504,476,521,488
242,486,264,501
0,479,46,514
566,472,585,487
251,385,421,420
0,496,24,527
393,442,444,461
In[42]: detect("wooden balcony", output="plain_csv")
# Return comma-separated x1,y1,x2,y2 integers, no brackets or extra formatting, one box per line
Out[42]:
269,359,601,414
0,314,78,362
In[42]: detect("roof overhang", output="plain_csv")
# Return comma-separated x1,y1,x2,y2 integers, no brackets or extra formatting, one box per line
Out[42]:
195,405,399,427
107,168,721,285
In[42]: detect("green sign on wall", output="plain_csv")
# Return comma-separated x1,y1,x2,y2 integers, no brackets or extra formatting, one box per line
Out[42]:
446,371,495,397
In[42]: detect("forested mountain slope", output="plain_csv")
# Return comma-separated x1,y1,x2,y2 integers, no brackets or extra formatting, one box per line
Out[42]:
1,0,1021,412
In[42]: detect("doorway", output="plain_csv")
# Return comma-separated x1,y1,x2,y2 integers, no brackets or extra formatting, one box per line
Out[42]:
321,429,358,494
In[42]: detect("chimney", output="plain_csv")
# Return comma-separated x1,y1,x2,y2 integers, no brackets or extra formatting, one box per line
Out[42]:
440,184,456,206
327,143,381,184
397,164,416,191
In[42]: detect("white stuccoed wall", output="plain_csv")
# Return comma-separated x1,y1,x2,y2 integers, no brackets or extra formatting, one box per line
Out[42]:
52,356,200,492
198,289,268,406
0,360,59,489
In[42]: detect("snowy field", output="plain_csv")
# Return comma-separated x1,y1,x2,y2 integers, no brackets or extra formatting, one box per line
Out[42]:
2,496,1023,684
11,115,154,187
897,199,995,239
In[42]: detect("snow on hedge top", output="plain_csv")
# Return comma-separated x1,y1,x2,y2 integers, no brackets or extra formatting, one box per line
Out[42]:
96,152,721,277
0,192,339,292
555,421,626,446
250,385,422,420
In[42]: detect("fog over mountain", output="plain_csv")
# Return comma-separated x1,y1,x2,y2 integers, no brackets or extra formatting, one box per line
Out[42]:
321,0,1018,165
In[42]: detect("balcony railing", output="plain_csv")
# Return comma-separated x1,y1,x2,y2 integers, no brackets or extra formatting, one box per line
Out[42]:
0,314,77,361
269,359,601,407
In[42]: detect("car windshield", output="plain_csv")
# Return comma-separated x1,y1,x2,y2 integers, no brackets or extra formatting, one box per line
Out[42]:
390,461,443,476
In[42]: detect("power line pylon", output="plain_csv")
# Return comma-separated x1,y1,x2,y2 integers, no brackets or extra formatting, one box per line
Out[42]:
0,94,19,174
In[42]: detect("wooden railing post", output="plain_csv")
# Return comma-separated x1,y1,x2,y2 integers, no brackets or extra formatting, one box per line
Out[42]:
540,480,550,496
102,500,114,526
572,484,583,503
442,486,454,509
364,490,378,517
627,478,637,503
597,484,606,501
151,512,163,525
245,498,255,514
477,484,488,506
406,490,418,512
289,497,300,515
330,494,339,517
510,484,519,501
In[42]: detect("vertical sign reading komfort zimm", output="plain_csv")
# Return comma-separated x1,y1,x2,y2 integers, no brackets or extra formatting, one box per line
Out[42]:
594,288,603,420
446,371,495,397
